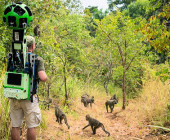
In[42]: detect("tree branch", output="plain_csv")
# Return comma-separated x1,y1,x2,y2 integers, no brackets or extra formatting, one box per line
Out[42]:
118,45,124,64
98,24,124,64
126,44,144,71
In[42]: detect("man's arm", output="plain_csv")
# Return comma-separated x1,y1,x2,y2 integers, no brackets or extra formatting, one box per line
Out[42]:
37,56,47,82
38,71,47,82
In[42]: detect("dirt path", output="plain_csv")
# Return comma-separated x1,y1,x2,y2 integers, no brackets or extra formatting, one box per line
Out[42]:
38,98,168,140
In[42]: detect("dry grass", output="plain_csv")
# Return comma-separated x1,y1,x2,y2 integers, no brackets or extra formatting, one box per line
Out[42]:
120,78,170,127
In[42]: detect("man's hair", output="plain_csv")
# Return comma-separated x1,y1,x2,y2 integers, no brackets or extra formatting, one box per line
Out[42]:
26,36,35,48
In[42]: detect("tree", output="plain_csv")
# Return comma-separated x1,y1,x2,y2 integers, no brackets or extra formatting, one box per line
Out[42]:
95,11,145,109
124,0,149,19
52,13,91,105
107,0,136,12
84,7,108,37
0,0,14,74
88,44,115,94
63,0,82,13
146,0,169,18
141,1,169,54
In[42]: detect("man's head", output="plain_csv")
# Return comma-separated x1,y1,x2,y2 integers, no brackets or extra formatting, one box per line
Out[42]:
26,36,35,52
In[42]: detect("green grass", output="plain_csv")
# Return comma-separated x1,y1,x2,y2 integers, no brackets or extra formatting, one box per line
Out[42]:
0,71,10,140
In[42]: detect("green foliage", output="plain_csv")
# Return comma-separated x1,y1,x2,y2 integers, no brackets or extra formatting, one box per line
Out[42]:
0,72,10,139
107,0,136,11
155,62,169,82
108,83,122,98
124,0,149,19
141,1,170,53
0,0,12,73
146,0,169,17
86,6,109,20
0,2,11,137
63,0,82,13
84,7,108,37
93,11,146,98
112,64,143,98
40,111,48,129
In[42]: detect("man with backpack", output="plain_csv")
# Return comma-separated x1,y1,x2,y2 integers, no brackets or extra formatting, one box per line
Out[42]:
10,36,47,140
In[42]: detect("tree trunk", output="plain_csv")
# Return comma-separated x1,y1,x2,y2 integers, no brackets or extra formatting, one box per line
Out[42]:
64,75,67,100
106,85,108,95
47,83,50,98
104,81,109,95
122,70,126,110
63,64,68,106
122,40,127,110
104,60,113,95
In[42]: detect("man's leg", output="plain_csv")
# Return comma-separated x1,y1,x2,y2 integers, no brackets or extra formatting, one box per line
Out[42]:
23,96,41,140
10,99,23,140
27,127,36,140
11,127,20,140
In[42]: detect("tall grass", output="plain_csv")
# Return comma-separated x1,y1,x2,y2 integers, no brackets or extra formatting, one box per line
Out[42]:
0,69,10,140
140,78,169,125
51,76,122,100
122,77,169,127
48,76,105,103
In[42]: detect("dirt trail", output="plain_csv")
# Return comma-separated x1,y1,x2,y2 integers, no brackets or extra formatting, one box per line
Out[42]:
38,98,168,140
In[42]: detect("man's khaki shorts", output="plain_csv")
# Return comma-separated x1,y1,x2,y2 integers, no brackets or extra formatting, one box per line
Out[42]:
10,95,41,128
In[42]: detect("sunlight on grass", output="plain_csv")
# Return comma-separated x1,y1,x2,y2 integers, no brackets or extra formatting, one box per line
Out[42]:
121,78,169,127
40,111,48,129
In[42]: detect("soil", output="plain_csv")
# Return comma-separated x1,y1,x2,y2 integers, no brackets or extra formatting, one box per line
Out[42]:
37,98,170,140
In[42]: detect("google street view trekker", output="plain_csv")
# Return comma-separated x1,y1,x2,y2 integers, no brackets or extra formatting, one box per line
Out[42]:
3,2,47,140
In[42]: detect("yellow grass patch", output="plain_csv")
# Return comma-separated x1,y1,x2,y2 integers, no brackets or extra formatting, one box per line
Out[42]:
120,78,170,127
